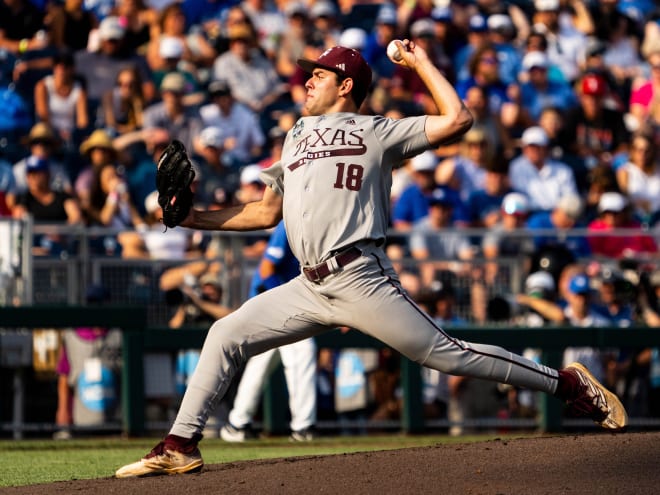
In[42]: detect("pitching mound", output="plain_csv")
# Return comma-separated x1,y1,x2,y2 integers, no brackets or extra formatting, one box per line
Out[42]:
3,432,659,495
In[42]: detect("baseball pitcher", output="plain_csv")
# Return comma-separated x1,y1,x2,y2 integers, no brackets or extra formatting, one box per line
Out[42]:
117,41,627,478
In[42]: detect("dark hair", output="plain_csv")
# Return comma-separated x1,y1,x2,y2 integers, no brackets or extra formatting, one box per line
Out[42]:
337,73,370,109
159,2,186,30
468,43,497,76
53,50,75,67
526,31,548,51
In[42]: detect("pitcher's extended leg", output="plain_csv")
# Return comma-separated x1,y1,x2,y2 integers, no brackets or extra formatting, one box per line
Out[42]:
170,278,331,439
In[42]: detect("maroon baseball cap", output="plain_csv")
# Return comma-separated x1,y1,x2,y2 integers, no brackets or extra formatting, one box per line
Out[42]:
581,73,606,97
297,46,372,102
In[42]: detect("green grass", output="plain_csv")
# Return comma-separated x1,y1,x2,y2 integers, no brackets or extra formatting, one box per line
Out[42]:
0,433,527,487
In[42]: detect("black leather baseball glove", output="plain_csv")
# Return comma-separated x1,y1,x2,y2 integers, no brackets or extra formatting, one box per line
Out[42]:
156,140,195,228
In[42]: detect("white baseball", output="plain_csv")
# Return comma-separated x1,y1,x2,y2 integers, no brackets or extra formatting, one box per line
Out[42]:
387,40,403,62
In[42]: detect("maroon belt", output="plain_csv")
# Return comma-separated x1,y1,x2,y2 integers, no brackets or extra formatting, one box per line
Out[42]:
302,246,362,283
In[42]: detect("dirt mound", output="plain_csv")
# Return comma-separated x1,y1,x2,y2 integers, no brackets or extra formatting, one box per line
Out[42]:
3,432,659,495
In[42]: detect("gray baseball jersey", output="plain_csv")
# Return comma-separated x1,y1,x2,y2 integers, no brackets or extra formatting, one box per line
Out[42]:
261,113,429,265
169,113,560,438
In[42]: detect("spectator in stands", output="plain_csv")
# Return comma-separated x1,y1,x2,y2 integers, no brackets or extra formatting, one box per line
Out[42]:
191,125,241,209
86,162,144,229
530,0,586,83
0,155,15,216
198,80,265,167
409,186,474,286
594,268,635,328
47,0,97,53
616,130,660,223
517,51,578,123
463,78,513,160
587,191,657,259
508,126,579,213
456,43,510,116
75,16,155,120
212,22,289,123
564,72,630,170
274,3,310,79
0,0,49,57
429,6,463,63
453,14,490,84
111,0,157,55
536,106,587,191
308,0,341,49
13,122,72,201
75,129,119,215
233,163,270,259
561,273,610,383
435,126,492,202
111,127,167,217
481,192,535,283
101,65,146,135
466,160,512,228
362,4,399,84
628,46,660,133
242,0,289,60
12,156,82,255
527,193,591,260
583,164,620,223
235,163,265,206
487,13,521,86
146,1,216,73
391,18,454,115
211,4,252,56
577,37,625,103
338,27,367,54
514,270,563,328
391,150,439,231
598,5,644,91
521,29,567,85
118,190,198,260
143,72,203,152
33,50,89,150
150,36,204,100
167,271,232,329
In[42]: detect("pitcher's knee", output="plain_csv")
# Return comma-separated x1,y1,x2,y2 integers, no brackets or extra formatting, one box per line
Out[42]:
207,319,248,360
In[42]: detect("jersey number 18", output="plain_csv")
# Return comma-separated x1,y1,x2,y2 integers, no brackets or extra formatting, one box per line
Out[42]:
334,163,364,191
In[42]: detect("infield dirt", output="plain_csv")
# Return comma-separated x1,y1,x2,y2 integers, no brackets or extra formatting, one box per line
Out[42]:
2,431,659,494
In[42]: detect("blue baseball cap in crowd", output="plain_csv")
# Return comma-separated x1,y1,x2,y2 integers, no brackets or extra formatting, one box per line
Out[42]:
431,6,452,23
375,4,397,25
469,14,488,33
569,274,590,295
26,155,49,173
428,187,455,208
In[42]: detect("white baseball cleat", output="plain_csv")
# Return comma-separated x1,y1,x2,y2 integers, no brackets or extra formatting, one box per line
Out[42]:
115,441,203,478
562,362,628,431
220,423,256,443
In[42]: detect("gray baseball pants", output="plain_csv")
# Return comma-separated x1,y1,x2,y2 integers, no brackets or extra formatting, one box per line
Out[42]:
170,243,558,438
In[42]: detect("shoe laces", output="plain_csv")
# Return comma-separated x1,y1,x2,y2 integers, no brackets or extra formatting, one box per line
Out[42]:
145,441,168,459
566,371,608,422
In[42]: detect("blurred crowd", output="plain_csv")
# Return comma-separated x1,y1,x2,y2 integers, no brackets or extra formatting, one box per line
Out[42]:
1,0,660,258
4,0,660,433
